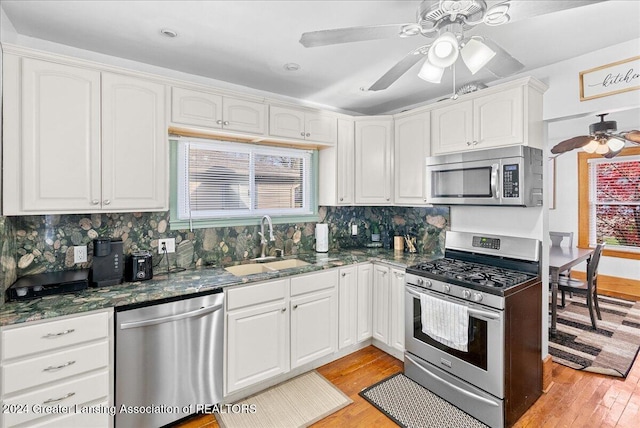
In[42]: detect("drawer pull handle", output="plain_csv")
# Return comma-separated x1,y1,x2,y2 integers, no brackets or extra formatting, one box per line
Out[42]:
43,392,75,404
44,360,76,372
43,329,75,339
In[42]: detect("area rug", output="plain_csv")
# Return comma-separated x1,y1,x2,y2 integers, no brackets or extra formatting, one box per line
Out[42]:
549,294,640,377
215,371,352,428
359,373,488,428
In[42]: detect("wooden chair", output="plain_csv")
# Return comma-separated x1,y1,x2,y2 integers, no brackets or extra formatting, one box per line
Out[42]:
556,243,605,329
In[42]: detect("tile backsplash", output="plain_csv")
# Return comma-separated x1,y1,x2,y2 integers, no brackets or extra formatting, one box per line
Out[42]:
0,205,449,298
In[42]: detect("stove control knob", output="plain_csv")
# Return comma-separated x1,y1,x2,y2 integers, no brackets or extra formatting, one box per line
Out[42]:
417,278,424,286
462,290,471,299
473,293,483,302
443,284,450,293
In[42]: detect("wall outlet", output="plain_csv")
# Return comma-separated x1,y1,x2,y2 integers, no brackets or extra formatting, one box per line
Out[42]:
73,245,88,263
351,223,358,236
158,238,176,254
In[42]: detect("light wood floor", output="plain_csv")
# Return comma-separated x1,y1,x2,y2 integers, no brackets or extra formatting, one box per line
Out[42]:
176,345,640,428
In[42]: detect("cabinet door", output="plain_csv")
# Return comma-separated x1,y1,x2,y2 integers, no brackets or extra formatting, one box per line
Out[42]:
355,119,393,204
337,118,355,205
372,265,390,344
171,86,223,129
226,300,289,394
269,105,305,140
473,87,524,148
305,112,337,144
431,100,473,155
338,266,358,349
101,73,167,211
394,111,430,205
18,58,101,213
223,97,266,135
290,289,337,369
357,264,373,342
390,268,406,353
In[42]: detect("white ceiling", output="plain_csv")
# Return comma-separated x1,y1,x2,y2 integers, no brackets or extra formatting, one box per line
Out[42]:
1,0,639,115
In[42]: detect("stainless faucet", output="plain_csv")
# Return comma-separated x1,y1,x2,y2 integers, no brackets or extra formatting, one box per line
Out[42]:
259,215,275,259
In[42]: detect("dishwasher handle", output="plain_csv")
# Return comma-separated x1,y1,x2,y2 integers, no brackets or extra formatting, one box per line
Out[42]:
119,302,223,330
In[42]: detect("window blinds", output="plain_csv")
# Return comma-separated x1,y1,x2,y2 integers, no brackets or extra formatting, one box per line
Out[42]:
177,139,313,220
588,155,640,249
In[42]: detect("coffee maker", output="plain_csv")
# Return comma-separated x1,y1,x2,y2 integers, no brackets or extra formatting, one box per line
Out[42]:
91,238,124,287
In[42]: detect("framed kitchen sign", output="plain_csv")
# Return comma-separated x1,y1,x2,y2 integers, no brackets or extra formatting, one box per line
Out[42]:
579,56,640,101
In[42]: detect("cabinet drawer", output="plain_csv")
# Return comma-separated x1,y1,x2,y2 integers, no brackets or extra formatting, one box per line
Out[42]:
1,312,109,361
2,341,109,395
2,370,109,427
25,401,111,428
290,270,337,297
226,279,288,311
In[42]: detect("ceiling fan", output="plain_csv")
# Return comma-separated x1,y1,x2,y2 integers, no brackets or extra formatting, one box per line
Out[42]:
550,114,640,158
299,0,605,91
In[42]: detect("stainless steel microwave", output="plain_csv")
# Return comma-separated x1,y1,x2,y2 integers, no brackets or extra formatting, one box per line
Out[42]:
425,146,543,206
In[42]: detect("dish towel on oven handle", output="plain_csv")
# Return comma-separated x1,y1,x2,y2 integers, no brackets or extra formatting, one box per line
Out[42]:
420,292,469,352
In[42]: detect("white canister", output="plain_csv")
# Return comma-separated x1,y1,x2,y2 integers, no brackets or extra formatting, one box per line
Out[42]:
315,223,329,253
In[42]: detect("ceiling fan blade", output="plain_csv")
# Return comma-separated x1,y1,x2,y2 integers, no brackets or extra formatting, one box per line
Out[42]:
494,0,607,23
299,24,413,48
367,50,427,91
623,130,640,143
480,37,524,78
550,136,592,154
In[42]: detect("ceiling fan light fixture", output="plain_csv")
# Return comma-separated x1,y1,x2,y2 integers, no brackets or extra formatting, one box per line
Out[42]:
418,60,445,83
606,137,626,152
595,142,610,155
428,32,459,68
461,37,496,74
582,139,600,154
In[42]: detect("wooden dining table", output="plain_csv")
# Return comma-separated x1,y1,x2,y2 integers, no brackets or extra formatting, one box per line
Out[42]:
549,246,594,335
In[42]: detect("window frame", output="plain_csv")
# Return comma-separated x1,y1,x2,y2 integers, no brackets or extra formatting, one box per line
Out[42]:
578,146,640,260
169,138,320,230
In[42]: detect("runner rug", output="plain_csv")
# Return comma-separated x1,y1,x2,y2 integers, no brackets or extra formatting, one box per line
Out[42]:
549,294,640,377
216,371,351,428
359,373,488,428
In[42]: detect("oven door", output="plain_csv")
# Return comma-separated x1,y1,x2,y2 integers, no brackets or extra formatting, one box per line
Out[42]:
405,285,505,398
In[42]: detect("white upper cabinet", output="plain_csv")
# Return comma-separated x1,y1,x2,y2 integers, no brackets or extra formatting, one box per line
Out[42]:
102,73,167,212
431,78,546,155
354,118,393,205
2,56,168,214
394,111,430,206
171,87,266,135
269,105,337,145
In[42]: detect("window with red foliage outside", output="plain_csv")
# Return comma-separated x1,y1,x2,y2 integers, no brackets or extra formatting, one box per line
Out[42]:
588,155,640,250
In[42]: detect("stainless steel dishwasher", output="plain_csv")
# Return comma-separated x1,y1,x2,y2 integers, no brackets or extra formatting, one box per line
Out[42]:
115,291,224,428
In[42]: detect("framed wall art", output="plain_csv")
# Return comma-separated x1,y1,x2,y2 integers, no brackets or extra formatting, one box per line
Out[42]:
579,56,640,101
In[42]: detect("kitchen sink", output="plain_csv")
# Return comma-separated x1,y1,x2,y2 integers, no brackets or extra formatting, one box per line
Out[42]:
224,259,310,277
263,259,310,270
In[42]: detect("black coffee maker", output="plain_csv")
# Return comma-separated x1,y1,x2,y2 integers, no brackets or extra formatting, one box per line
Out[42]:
90,238,124,287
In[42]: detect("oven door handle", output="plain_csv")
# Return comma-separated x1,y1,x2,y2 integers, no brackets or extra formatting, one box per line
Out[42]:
405,354,500,408
405,286,500,320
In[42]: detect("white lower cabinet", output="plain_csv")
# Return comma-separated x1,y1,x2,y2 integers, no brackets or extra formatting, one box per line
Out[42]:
372,264,390,343
372,264,405,356
225,270,337,395
0,310,113,428
338,265,358,349
356,264,373,342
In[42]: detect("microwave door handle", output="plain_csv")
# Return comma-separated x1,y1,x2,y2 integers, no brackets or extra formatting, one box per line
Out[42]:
491,164,500,199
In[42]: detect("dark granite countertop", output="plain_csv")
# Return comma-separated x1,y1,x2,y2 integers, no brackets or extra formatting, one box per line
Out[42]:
0,249,439,327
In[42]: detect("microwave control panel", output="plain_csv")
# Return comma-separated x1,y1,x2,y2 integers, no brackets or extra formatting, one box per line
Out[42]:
503,164,520,198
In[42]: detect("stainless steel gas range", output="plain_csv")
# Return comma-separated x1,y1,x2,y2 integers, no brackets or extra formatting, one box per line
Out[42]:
404,231,542,428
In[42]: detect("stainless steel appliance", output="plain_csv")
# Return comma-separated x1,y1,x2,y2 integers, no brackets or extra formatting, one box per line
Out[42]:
90,238,124,287
425,146,543,206
404,231,542,428
125,250,153,281
115,292,224,428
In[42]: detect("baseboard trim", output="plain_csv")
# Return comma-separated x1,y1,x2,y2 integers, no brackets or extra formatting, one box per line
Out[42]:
572,272,640,301
542,355,554,393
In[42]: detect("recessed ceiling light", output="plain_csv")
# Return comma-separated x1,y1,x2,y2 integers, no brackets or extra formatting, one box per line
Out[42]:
283,63,301,72
160,28,178,38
